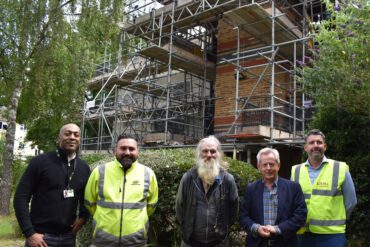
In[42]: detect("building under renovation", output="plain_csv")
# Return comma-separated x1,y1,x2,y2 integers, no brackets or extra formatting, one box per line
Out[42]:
81,0,321,171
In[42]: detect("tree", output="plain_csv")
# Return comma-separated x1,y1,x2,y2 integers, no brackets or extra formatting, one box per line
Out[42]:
17,0,123,151
300,0,369,244
0,0,74,216
0,0,124,215
301,0,370,156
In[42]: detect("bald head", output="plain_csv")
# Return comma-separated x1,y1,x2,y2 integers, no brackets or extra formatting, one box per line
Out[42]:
58,123,81,155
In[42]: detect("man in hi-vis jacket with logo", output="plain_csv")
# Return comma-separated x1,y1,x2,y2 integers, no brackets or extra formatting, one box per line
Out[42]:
85,134,158,247
291,129,357,247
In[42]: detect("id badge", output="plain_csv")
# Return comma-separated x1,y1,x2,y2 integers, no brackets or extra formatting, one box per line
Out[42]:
63,189,74,198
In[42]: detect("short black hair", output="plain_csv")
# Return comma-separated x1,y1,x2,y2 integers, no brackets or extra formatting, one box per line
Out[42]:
305,129,326,143
116,133,138,144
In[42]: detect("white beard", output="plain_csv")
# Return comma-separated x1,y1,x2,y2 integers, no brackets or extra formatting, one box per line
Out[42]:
197,158,220,185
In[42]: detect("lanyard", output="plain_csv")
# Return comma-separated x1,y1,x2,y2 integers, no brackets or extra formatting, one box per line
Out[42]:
56,149,76,189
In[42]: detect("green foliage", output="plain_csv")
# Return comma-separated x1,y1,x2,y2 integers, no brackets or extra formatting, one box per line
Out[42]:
0,0,125,212
0,199,23,240
346,154,370,247
223,158,261,246
0,137,27,194
77,149,260,246
301,0,370,113
80,153,107,166
301,1,370,244
15,12,94,150
76,217,93,247
227,157,261,196
140,149,194,246
0,138,4,164
309,107,369,159
0,0,125,151
0,215,23,239
11,159,27,194
77,0,124,56
0,219,13,237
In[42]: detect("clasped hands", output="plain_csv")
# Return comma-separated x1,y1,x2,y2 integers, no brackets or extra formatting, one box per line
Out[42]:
257,225,277,238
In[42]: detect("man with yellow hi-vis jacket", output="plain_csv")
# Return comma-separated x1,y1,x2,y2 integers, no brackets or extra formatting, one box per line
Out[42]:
84,134,158,247
291,129,357,247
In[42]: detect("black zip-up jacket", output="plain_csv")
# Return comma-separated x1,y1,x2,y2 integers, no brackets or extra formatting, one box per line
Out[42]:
175,168,239,244
13,148,90,238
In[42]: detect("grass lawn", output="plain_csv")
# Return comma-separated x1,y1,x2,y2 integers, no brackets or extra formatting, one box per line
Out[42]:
0,215,24,247
0,239,24,247
0,218,13,236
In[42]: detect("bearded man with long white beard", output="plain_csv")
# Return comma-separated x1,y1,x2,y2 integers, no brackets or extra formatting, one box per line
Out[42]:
176,135,239,247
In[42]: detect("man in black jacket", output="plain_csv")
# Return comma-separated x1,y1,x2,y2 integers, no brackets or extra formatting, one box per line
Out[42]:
176,135,239,247
14,123,90,247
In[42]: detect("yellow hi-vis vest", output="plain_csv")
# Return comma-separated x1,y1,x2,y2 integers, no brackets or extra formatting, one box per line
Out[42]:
291,159,348,234
84,160,158,247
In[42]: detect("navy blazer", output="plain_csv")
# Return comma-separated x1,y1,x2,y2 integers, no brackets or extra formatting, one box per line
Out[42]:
240,177,307,247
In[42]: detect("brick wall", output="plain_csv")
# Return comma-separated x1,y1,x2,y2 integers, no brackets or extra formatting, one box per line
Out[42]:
215,19,296,133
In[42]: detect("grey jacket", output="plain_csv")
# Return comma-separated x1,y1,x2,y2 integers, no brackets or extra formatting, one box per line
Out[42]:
175,168,239,244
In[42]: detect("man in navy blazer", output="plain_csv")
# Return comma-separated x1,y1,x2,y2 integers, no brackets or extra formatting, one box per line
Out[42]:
240,147,307,247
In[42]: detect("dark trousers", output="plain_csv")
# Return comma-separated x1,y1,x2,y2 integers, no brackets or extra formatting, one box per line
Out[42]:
25,232,75,247
259,239,277,247
297,233,346,247
181,238,229,247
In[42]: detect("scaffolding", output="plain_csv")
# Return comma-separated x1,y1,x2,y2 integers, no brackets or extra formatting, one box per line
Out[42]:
81,0,321,153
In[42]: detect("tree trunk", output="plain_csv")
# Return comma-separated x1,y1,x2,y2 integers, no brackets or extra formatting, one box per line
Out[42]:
0,80,23,215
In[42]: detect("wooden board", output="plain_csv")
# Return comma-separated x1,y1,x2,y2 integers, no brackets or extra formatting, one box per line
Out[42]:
141,45,215,79
224,4,303,58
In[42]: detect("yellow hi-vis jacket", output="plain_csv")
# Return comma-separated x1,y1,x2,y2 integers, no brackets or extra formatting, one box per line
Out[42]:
84,159,158,247
291,159,347,234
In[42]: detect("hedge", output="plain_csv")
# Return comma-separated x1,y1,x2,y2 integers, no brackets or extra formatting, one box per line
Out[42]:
77,148,261,247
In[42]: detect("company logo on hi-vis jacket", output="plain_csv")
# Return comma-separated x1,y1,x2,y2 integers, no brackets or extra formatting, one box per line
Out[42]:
316,181,329,188
131,180,140,185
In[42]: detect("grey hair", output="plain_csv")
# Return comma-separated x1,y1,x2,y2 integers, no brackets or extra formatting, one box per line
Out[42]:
196,135,222,158
196,135,228,170
305,129,326,143
256,147,280,164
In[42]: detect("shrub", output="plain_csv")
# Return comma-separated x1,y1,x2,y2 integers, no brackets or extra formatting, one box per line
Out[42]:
0,154,28,195
77,148,260,247
299,1,370,244
12,159,28,194
346,154,370,247
80,153,107,166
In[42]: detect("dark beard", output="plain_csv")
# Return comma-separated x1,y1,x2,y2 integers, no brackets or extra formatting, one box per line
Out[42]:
119,156,135,169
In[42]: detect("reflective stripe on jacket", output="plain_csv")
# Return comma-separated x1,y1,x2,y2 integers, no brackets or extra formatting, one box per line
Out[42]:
85,160,158,247
291,159,347,234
